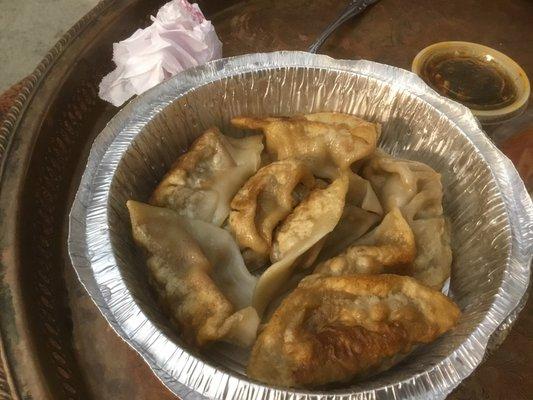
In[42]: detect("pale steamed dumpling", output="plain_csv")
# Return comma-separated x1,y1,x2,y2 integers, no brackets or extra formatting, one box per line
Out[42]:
361,150,443,221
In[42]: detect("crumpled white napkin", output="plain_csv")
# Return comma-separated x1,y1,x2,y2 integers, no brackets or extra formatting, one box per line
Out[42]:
99,0,222,107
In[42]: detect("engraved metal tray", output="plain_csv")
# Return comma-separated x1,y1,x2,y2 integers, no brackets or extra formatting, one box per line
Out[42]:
0,0,532,399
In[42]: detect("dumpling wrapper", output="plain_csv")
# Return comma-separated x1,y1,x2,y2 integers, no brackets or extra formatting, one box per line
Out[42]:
150,127,263,226
345,172,383,215
232,112,380,179
315,208,416,276
253,174,348,315
411,218,452,289
318,207,380,264
362,151,443,221
320,172,383,261
248,274,461,388
127,200,259,347
362,151,451,289
229,159,315,268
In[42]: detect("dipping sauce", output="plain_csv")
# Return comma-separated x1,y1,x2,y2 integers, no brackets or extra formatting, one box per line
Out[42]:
421,54,518,110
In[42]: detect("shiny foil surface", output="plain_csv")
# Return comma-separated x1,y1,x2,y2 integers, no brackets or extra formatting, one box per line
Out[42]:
68,52,533,400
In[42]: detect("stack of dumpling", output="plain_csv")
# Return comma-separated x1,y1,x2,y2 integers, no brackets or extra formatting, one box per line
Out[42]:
127,112,460,389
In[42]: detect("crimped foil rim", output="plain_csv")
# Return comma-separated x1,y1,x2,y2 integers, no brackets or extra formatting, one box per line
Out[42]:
68,51,533,400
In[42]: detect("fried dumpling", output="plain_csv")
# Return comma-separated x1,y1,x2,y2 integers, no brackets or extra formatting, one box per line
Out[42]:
270,174,348,262
253,175,349,315
361,151,451,289
315,208,416,276
228,159,315,267
248,274,461,388
150,127,263,226
127,200,259,347
232,112,380,178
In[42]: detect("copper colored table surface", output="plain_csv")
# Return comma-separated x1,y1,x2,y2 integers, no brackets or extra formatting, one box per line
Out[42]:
0,0,531,399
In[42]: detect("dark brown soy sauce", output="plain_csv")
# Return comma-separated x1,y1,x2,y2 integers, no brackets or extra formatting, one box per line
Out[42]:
421,54,517,110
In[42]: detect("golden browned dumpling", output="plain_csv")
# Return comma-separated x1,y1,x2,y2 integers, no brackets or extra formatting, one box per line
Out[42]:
127,201,259,348
228,159,315,266
232,112,380,178
247,274,461,388
150,127,263,226
315,208,416,276
253,175,349,315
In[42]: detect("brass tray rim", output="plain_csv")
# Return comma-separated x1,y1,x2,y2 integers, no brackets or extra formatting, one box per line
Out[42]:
0,1,118,398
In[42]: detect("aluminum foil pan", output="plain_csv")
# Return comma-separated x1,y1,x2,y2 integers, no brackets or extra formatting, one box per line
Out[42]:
68,51,533,400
